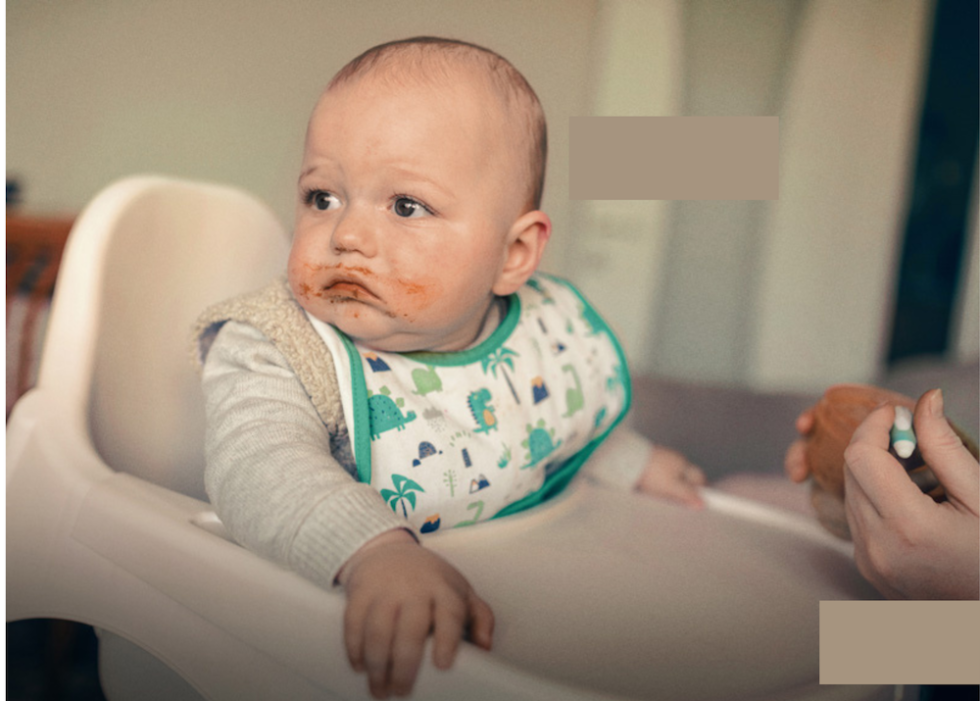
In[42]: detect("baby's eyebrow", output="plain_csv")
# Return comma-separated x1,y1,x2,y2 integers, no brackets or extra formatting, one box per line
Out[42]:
389,167,454,200
298,165,320,181
298,160,343,182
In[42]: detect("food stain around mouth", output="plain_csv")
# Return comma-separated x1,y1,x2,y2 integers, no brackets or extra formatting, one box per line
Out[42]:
391,278,441,320
297,266,441,323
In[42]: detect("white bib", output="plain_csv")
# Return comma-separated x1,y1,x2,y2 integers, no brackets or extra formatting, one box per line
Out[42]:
308,274,630,534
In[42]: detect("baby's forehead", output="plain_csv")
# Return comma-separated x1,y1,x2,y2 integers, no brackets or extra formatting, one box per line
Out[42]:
328,51,502,107
315,60,519,145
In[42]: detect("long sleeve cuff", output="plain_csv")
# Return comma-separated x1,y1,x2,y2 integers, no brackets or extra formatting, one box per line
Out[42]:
287,482,418,589
580,426,655,491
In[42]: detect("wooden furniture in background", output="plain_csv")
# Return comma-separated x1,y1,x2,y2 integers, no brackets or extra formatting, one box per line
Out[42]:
6,213,75,417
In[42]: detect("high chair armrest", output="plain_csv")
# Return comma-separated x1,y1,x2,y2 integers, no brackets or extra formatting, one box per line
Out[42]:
68,474,602,701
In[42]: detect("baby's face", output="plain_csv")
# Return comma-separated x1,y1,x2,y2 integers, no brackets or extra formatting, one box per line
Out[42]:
289,66,528,352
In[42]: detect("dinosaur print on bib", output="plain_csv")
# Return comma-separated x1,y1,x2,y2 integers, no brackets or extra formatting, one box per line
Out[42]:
312,274,631,532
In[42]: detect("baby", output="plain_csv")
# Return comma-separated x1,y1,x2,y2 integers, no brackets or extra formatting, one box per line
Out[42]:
195,37,705,699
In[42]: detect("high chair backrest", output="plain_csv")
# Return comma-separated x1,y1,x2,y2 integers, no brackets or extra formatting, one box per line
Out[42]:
41,176,290,500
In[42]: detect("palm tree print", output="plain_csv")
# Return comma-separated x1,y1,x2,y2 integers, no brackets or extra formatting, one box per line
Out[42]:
481,347,521,404
380,474,426,518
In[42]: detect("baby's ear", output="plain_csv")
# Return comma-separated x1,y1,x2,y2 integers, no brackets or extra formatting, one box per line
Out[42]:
492,210,552,296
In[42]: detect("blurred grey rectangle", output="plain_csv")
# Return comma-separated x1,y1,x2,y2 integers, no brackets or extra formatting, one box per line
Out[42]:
820,601,980,684
570,116,778,200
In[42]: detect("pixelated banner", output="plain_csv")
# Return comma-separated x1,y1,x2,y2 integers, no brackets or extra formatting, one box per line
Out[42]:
820,601,980,684
569,116,779,200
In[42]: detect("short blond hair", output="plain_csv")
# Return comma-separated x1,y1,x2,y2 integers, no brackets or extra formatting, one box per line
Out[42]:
328,36,548,211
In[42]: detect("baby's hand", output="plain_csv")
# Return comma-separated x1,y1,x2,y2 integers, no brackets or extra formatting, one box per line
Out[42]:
635,446,706,509
784,408,815,483
337,529,494,699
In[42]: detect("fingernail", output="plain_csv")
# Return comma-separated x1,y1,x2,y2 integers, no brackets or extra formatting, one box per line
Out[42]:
928,389,944,418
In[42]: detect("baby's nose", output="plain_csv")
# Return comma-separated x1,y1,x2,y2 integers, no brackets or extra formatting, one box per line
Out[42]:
330,208,377,256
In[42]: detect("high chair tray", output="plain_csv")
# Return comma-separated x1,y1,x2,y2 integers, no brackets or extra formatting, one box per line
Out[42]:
424,482,887,701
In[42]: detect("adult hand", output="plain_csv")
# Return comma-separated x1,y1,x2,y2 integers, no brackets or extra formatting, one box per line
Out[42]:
338,529,495,698
843,390,979,600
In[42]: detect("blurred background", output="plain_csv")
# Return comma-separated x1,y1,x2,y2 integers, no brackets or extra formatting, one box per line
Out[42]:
5,1,978,698
6,0,978,392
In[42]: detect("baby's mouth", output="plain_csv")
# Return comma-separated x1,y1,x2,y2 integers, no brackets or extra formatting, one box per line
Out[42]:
322,274,380,303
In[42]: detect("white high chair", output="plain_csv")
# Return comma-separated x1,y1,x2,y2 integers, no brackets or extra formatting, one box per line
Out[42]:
7,176,895,701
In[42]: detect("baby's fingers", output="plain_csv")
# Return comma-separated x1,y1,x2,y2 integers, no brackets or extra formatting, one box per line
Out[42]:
467,594,495,651
388,603,432,697
663,477,706,509
363,602,398,699
431,597,466,670
655,460,706,508
344,596,369,673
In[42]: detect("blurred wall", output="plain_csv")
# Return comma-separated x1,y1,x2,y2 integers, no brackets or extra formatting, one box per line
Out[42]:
5,0,597,274
7,0,976,393
747,0,935,390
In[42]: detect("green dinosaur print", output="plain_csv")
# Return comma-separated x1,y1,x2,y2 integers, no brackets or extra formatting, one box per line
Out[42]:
368,386,417,440
562,364,584,418
497,443,512,469
411,365,442,396
453,500,485,528
467,388,498,434
521,419,562,469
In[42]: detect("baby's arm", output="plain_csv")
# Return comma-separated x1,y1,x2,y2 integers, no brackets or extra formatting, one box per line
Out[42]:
202,321,404,587
203,322,493,697
582,427,705,508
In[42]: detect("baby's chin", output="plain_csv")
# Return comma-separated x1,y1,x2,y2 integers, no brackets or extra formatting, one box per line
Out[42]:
298,294,484,353
334,315,482,354
306,306,419,352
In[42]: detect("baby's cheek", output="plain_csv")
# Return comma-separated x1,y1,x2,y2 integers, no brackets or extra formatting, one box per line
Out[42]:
390,277,441,320
287,264,312,301
286,259,326,318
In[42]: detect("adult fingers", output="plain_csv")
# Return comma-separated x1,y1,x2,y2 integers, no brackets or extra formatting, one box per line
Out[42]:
784,439,810,483
913,390,980,511
388,602,432,697
795,408,815,436
844,405,923,517
843,468,904,599
844,458,880,528
849,402,894,451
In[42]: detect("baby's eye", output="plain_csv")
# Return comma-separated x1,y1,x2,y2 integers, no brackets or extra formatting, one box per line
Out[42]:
305,190,340,211
392,197,431,219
